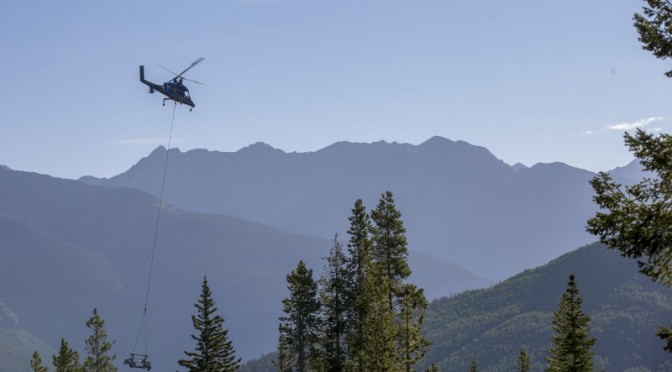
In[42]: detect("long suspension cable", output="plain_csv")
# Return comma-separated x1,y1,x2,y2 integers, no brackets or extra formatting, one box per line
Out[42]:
132,101,178,355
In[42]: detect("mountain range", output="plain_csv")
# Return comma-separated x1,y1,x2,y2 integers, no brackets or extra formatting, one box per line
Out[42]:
2,136,655,370
81,136,635,280
0,165,485,370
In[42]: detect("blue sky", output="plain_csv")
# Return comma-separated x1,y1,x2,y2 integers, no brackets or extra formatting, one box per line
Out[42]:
1,0,670,179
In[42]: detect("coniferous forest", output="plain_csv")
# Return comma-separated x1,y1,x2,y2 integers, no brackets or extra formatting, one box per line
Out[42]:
6,1,672,371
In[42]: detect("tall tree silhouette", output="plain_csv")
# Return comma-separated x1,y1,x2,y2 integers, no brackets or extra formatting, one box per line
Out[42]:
178,276,240,372
546,274,596,371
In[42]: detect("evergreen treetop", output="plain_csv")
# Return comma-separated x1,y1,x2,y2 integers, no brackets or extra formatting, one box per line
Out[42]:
83,308,116,372
517,348,531,372
30,351,48,372
178,275,240,372
279,261,321,372
345,199,375,372
346,198,374,283
546,274,596,372
54,338,83,372
319,235,352,371
634,0,672,77
370,191,411,311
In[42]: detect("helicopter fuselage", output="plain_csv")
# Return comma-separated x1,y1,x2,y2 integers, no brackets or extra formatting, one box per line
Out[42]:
139,65,195,108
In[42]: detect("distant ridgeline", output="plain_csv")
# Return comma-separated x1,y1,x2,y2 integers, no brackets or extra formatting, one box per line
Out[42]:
80,137,643,280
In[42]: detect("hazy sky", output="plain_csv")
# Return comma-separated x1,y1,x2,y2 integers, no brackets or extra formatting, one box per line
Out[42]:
2,0,670,179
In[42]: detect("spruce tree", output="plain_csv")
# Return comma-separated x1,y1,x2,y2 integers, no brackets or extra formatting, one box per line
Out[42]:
83,308,116,372
54,338,83,372
633,0,672,77
360,263,397,372
546,274,596,372
279,261,321,372
370,191,411,311
587,129,672,349
30,351,48,372
517,348,531,372
178,276,240,372
469,359,478,372
274,324,292,372
319,235,352,371
397,283,430,372
344,198,374,372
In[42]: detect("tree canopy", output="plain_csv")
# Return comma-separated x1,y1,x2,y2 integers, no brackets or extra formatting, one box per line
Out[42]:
83,309,116,372
54,338,83,372
587,129,672,350
546,274,596,372
634,0,672,77
178,276,240,372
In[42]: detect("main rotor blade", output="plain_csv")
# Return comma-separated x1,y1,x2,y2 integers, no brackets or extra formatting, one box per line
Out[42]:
182,77,206,86
157,64,179,77
176,57,205,79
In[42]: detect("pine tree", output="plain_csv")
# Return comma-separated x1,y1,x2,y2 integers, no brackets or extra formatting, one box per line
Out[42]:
546,274,596,372
370,191,411,311
53,338,84,372
360,263,397,372
54,338,83,372
83,309,116,372
587,129,672,349
397,284,430,372
320,235,352,371
517,348,531,372
274,324,292,372
633,0,672,77
178,276,240,372
344,199,374,372
279,261,321,372
469,359,478,372
30,351,48,372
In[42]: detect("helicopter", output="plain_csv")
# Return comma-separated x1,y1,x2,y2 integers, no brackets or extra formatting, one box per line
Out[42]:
139,58,205,111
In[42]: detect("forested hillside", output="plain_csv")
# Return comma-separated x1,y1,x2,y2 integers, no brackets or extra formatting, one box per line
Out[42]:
0,300,55,372
421,243,672,371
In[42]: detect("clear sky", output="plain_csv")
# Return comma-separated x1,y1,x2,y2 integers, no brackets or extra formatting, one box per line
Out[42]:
1,0,670,179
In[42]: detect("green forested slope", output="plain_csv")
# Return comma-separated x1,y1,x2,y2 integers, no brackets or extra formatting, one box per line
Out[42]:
421,242,672,371
0,326,54,372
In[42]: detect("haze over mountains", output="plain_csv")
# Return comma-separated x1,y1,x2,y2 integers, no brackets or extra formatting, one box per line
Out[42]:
2,136,656,370
0,164,486,370
81,136,633,280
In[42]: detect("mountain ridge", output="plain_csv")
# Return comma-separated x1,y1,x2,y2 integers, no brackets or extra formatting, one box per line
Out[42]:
80,136,611,279
0,165,487,369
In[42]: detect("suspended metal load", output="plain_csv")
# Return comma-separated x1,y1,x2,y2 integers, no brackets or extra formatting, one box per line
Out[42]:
124,353,152,370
